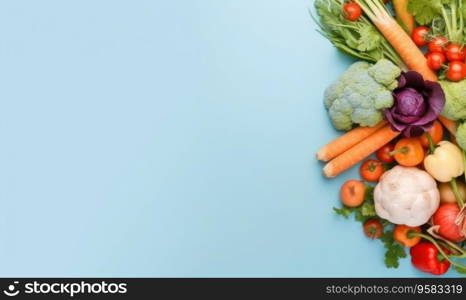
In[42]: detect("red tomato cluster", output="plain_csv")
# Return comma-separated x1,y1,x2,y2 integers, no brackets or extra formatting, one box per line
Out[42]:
411,27,466,82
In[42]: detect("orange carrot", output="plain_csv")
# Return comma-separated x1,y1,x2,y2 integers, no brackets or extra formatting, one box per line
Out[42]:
323,125,401,178
356,0,437,81
438,115,458,136
393,0,414,34
316,120,387,162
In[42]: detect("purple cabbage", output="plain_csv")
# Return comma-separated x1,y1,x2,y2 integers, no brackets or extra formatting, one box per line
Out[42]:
384,71,446,137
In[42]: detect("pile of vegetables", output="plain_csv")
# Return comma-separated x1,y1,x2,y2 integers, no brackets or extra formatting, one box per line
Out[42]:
313,0,466,275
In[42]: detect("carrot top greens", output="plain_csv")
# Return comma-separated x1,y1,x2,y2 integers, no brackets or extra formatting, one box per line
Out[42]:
312,0,405,68
408,0,466,43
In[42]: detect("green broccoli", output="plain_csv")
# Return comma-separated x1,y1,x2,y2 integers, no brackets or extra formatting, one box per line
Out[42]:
323,59,401,131
439,80,466,121
457,122,466,152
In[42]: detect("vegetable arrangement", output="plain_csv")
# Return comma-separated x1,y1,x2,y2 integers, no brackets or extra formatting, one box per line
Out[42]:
313,0,466,275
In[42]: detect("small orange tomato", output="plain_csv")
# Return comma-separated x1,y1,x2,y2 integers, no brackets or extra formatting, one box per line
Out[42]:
420,120,444,148
394,225,422,247
359,159,384,182
340,179,366,207
392,138,425,167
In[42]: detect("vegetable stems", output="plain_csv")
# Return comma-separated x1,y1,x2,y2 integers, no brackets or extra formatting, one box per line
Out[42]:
413,232,466,271
451,178,464,208
355,0,438,81
312,0,405,68
425,132,436,154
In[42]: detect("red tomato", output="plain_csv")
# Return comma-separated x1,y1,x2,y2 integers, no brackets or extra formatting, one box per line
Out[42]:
446,61,466,82
420,120,443,148
411,26,430,47
432,203,466,242
428,36,448,53
363,219,384,239
445,43,466,61
343,2,361,21
426,51,446,71
376,144,395,163
359,159,384,182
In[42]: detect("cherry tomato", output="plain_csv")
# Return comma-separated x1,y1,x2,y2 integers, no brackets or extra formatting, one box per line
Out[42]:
427,36,448,53
411,26,430,47
445,43,466,61
420,120,444,148
393,138,425,167
446,61,466,82
426,51,446,71
363,219,384,239
394,225,421,247
343,2,362,21
359,159,384,182
376,143,395,163
340,179,365,207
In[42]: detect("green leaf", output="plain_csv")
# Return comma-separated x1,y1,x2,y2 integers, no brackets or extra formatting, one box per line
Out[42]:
357,24,382,51
385,243,406,268
361,203,376,217
333,206,353,219
408,0,443,25
312,0,401,65
381,230,406,268
364,185,375,203
431,17,446,36
314,0,342,27
354,210,367,223
454,265,466,275
380,230,395,248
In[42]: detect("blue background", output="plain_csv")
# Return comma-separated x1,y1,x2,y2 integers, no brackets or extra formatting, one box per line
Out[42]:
0,0,455,277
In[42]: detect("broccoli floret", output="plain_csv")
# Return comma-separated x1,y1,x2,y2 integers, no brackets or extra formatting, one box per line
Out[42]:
368,59,402,88
386,80,399,91
329,99,353,131
352,108,384,127
439,80,466,121
345,61,371,73
323,59,400,131
323,81,344,109
456,122,466,152
373,89,394,110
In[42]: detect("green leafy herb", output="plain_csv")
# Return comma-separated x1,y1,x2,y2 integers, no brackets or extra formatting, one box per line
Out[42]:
333,184,376,223
380,230,407,268
361,185,376,217
407,0,443,25
357,24,382,51
311,0,405,68
333,206,354,218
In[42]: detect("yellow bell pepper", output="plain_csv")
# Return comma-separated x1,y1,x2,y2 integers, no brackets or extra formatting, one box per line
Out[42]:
424,141,465,183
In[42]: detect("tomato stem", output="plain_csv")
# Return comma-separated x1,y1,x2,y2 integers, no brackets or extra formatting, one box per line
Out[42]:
463,150,466,183
451,178,464,208
413,232,466,270
425,132,436,154
389,146,408,156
